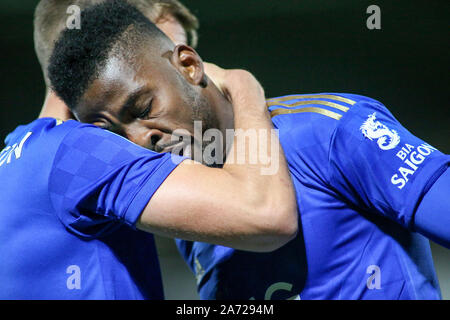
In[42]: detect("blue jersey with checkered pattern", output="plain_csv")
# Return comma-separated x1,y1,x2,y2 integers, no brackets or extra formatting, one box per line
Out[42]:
0,118,184,299
177,93,449,300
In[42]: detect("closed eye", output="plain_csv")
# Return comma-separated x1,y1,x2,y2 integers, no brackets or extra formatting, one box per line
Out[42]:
135,99,152,119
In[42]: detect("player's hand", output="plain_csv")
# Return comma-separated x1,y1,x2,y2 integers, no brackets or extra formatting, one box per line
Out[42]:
204,62,266,113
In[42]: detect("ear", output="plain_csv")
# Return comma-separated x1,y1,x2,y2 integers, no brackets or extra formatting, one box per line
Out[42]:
171,44,208,88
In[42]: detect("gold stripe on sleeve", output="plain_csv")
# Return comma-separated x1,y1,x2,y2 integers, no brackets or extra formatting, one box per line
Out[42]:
268,94,356,107
274,100,350,112
270,107,343,120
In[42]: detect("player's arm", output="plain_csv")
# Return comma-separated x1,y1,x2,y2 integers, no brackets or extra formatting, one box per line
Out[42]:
137,68,298,252
327,95,449,245
414,168,450,248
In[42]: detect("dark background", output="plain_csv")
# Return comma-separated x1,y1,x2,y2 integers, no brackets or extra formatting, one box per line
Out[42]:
0,0,448,299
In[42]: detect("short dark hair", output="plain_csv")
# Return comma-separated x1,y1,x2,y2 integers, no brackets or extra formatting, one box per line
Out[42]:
48,0,168,110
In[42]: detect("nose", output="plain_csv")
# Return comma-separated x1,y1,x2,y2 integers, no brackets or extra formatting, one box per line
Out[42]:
125,125,164,151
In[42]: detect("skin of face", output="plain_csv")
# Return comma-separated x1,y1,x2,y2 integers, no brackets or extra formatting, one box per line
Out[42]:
155,14,189,46
75,37,233,161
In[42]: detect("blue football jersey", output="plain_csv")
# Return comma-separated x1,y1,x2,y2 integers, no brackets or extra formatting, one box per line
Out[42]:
0,118,184,299
176,93,449,300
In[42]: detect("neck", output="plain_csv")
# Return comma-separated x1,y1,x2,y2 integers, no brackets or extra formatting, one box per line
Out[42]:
203,80,234,164
38,89,74,121
207,79,234,133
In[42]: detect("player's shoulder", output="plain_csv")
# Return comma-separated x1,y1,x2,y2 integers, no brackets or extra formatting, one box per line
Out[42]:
4,118,76,146
268,93,367,142
268,92,391,130
32,118,144,155
267,92,396,156
268,92,382,119
4,118,140,159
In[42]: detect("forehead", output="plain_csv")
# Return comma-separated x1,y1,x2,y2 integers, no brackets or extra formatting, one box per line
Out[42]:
155,14,188,45
75,39,179,119
102,56,142,90
76,55,151,119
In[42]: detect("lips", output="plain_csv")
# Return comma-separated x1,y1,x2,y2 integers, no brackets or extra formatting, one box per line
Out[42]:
159,140,193,157
158,140,184,153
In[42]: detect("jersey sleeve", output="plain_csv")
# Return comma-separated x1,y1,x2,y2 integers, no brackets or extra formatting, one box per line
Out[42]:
48,123,186,239
414,168,450,248
328,95,449,229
